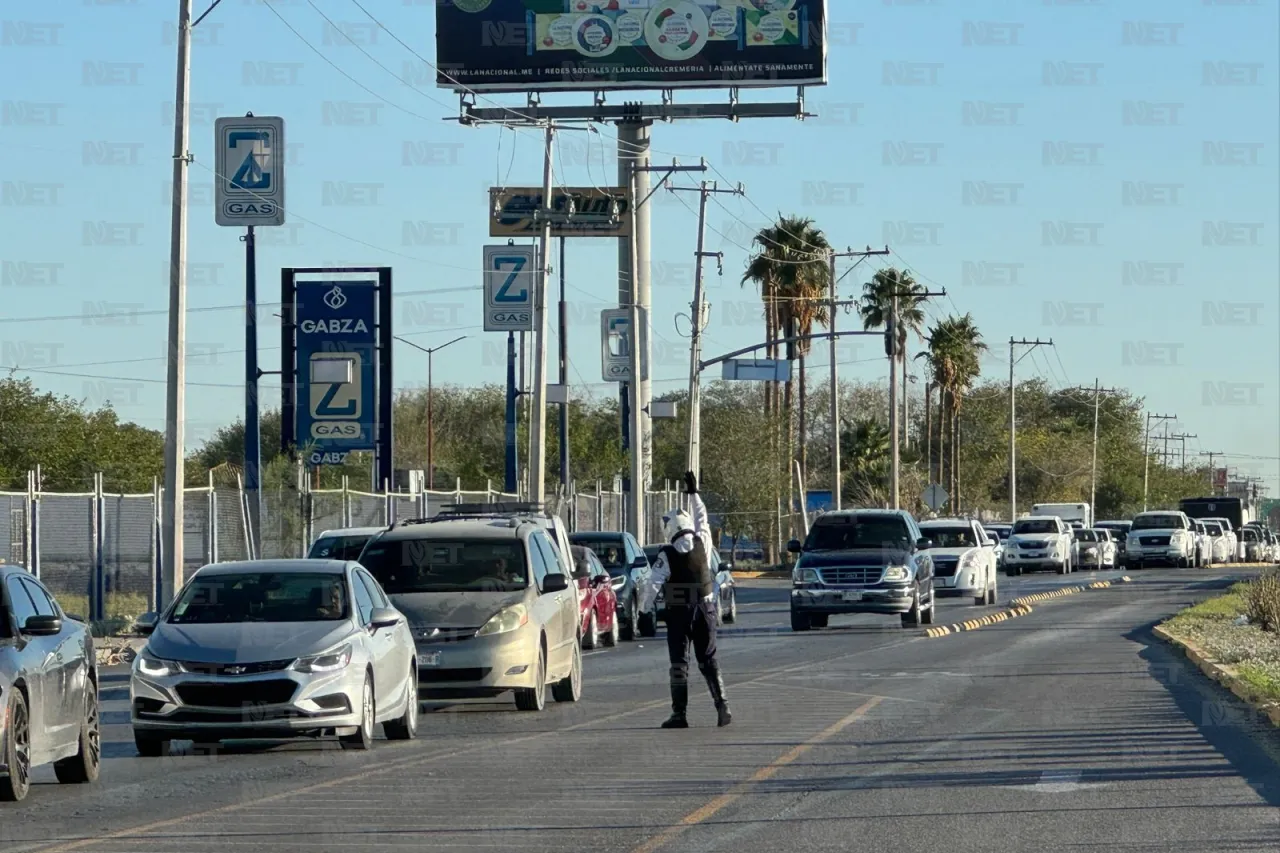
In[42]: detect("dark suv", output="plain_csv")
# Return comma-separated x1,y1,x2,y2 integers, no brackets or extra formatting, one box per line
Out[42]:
568,531,651,639
787,510,936,631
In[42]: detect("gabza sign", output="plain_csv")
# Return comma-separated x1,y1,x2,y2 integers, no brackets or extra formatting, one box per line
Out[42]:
295,281,377,455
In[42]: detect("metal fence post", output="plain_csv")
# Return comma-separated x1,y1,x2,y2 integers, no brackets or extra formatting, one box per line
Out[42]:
596,479,603,531
455,477,462,507
342,476,351,528
209,470,220,563
90,472,103,622
151,477,161,610
385,481,394,527
30,471,41,580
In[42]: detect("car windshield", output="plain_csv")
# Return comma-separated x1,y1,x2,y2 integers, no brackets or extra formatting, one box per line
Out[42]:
1242,529,1258,541
168,572,348,624
360,539,528,593
572,538,627,575
919,527,977,548
307,534,373,561
1012,519,1058,534
1132,515,1184,530
803,516,912,551
1074,530,1098,542
1204,523,1223,536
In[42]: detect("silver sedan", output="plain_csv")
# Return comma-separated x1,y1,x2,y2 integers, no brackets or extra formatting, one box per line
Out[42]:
130,560,418,755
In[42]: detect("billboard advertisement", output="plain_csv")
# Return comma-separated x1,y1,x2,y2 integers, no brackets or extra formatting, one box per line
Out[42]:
295,281,378,461
435,1,828,93
490,187,631,238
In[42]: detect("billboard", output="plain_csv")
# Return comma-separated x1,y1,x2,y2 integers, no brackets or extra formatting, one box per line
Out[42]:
295,281,378,460
435,1,828,93
490,186,630,238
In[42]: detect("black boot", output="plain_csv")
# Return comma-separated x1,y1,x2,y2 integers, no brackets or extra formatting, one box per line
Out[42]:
703,665,732,727
661,681,689,728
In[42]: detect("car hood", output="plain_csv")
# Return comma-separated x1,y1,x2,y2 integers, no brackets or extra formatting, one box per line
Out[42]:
797,550,910,568
921,547,978,560
148,620,353,664
389,590,526,630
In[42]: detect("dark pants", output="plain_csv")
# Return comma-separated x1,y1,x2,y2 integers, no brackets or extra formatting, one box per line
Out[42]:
666,600,719,688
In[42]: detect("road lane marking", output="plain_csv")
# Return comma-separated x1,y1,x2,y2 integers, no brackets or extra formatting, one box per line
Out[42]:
628,696,885,853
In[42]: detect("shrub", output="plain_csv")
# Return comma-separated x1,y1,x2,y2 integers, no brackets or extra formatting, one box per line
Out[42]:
1244,571,1280,633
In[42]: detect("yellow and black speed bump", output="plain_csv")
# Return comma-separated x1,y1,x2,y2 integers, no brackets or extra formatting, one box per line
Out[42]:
925,576,1132,638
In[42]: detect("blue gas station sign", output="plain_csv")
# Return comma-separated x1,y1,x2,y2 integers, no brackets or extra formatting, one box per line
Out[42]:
295,280,377,459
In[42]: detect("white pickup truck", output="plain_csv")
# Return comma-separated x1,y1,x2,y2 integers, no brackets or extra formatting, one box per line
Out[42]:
1003,515,1075,575
1127,511,1196,569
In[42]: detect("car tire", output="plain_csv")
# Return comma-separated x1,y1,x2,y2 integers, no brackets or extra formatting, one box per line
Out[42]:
583,611,598,650
723,590,737,624
515,645,547,711
790,610,811,632
921,595,935,625
552,642,583,703
0,689,31,802
809,613,829,629
901,589,922,628
383,667,419,741
602,610,619,647
339,673,376,750
134,731,171,758
620,597,637,641
638,611,658,638
55,682,101,785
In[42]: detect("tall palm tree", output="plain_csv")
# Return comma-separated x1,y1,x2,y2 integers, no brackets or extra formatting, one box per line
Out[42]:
857,268,927,449
741,215,831,495
922,315,987,500
840,416,891,500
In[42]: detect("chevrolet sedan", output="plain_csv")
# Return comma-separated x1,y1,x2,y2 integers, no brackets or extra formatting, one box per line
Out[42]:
130,560,418,755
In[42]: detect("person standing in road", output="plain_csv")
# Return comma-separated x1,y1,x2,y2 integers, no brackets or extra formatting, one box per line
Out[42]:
641,471,732,728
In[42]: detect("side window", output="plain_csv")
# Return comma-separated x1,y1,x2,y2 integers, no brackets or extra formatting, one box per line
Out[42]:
6,577,38,628
527,534,550,587
21,579,57,618
350,573,375,625
356,571,388,609
536,534,564,577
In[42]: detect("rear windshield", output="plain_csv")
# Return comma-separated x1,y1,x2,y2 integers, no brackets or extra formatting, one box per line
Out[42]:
1012,519,1058,534
1074,530,1098,542
1242,528,1259,541
360,539,528,593
919,527,977,548
308,534,373,561
168,572,347,624
571,538,628,575
803,516,912,551
1132,515,1185,531
1204,523,1223,536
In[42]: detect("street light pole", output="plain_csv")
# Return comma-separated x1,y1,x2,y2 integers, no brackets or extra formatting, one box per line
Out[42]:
1008,338,1053,522
395,335,467,491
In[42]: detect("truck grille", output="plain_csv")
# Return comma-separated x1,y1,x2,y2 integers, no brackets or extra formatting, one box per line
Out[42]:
817,567,882,585
931,558,959,578
176,680,298,708
1139,536,1170,547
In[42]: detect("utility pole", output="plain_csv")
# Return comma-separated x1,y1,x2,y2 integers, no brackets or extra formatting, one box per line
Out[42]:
669,180,741,481
1069,380,1121,523
1200,451,1222,494
395,335,466,490
1169,433,1197,471
558,237,570,494
1008,338,1054,522
1141,412,1176,510
828,247,890,511
527,124,556,506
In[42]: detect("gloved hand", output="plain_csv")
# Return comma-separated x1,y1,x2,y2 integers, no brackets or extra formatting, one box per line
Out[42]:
684,470,698,495
702,593,715,606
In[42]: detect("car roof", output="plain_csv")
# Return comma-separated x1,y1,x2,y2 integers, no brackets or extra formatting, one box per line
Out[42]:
818,509,911,519
919,517,975,526
194,559,353,576
1096,520,1131,525
371,517,529,542
571,531,625,540
315,527,385,538
0,564,34,581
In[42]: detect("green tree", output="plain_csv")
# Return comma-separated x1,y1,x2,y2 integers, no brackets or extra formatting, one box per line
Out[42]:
858,267,928,453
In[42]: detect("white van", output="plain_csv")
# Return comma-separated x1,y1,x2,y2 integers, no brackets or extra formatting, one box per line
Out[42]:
1030,503,1092,528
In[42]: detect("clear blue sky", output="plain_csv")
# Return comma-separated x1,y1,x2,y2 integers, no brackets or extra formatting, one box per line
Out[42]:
1,0,1276,491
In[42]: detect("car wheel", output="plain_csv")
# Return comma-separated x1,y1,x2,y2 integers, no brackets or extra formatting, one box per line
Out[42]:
55,683,101,784
582,611,598,650
620,597,637,641
790,609,811,632
723,590,737,624
809,613,829,628
602,609,619,647
921,594,935,625
0,689,31,802
339,673,376,750
901,588,922,628
383,666,419,741
638,611,658,638
552,642,583,703
515,645,547,711
134,731,171,758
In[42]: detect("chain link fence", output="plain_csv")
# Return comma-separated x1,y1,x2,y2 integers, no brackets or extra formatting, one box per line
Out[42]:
1,475,669,622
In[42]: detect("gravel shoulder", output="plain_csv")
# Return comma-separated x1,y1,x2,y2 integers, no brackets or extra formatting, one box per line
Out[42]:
1159,580,1280,703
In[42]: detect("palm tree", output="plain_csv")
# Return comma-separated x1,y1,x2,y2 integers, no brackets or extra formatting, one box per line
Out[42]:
840,416,891,501
741,216,831,519
857,268,927,450
922,315,987,502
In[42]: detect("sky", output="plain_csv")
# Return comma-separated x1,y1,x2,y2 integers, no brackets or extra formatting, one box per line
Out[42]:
0,0,1277,492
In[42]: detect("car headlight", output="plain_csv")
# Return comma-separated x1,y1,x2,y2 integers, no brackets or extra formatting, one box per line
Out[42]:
476,603,529,637
882,565,910,582
136,654,185,678
960,552,982,571
793,568,819,585
293,643,353,674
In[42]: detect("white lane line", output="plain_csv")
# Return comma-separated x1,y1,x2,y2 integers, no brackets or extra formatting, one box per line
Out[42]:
1009,769,1107,793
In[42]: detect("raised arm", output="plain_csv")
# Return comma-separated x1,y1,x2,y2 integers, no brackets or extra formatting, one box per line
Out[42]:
685,471,713,555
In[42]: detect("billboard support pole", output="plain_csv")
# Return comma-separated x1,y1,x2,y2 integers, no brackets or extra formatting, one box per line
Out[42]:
243,225,261,561
376,267,394,493
528,124,555,506
505,331,518,494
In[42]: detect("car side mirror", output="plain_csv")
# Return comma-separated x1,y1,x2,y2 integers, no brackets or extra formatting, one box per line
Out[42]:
369,607,401,630
916,538,932,550
134,611,159,636
542,573,569,594
631,555,649,568
786,539,802,554
22,614,62,636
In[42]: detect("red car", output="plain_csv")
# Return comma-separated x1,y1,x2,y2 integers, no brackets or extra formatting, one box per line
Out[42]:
571,545,619,649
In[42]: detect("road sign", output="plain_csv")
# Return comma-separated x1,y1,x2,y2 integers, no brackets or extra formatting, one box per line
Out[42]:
489,187,629,238
600,307,649,383
215,115,285,226
922,483,949,511
295,281,376,458
483,245,536,332
721,358,792,382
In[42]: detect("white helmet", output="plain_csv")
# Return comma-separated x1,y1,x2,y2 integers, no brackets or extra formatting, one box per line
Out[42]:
661,508,694,544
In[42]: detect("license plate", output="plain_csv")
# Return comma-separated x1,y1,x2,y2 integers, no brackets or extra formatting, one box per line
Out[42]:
842,591,863,602
421,651,442,667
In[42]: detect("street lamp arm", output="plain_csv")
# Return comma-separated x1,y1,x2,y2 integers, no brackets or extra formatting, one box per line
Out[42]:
699,330,880,373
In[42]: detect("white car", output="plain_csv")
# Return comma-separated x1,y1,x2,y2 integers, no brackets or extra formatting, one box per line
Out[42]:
1003,516,1074,576
1127,511,1196,569
1190,521,1211,567
1205,518,1240,562
1072,528,1117,570
1202,520,1232,564
919,518,999,605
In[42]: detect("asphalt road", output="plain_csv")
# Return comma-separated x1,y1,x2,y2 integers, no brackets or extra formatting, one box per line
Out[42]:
5,567,1280,853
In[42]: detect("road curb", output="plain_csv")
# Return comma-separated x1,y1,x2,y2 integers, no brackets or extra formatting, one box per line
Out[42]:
924,576,1132,639
1153,624,1280,729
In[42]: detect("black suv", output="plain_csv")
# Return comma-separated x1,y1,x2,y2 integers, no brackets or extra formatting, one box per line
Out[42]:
568,531,651,639
787,510,936,631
